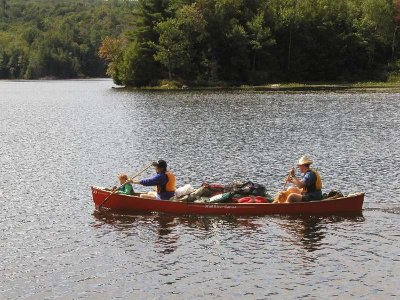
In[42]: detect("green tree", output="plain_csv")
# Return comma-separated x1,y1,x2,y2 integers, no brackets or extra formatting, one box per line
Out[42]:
152,18,189,80
1,0,135,79
151,3,207,81
0,0,9,17
118,0,171,86
392,0,400,61
247,11,274,74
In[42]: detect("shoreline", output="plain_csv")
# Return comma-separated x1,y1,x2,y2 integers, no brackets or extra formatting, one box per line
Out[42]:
119,82,400,93
2,78,400,92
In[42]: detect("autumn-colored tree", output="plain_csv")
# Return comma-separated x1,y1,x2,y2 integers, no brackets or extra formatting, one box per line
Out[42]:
99,37,126,79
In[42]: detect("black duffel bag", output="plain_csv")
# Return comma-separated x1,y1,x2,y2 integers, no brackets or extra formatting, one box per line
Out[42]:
224,181,266,197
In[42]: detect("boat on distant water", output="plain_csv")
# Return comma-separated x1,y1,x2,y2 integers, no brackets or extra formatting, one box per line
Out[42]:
91,186,364,216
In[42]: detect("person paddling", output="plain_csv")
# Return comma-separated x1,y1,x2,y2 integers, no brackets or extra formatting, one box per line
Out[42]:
129,160,176,200
286,155,323,203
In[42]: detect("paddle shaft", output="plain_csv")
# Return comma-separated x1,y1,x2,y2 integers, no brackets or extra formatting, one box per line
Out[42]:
282,179,288,191
281,167,295,191
98,163,153,209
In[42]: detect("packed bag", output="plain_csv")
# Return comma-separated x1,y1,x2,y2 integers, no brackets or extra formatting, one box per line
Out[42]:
224,181,267,197
175,184,194,198
209,192,232,203
322,189,344,199
201,183,224,193
237,196,270,203
174,185,215,202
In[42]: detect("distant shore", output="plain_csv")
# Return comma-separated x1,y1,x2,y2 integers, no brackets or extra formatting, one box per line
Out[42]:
3,79,400,92
119,81,400,93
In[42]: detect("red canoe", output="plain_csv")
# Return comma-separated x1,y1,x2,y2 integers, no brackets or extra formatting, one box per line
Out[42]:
91,186,364,216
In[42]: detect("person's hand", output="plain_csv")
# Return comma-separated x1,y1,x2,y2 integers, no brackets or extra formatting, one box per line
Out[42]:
289,167,295,176
128,178,140,184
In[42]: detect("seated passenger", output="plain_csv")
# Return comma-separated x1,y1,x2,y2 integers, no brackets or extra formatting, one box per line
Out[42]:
113,173,134,195
129,160,176,200
286,155,323,203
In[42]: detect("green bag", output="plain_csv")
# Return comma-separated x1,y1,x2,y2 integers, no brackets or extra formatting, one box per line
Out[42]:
209,192,232,203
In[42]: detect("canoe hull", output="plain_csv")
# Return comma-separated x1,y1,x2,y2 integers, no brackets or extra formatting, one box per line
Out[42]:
91,187,364,216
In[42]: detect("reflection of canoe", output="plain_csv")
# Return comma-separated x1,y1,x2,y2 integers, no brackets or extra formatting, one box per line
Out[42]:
91,186,364,216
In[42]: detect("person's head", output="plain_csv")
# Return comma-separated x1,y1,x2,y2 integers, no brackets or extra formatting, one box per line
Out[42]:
152,159,167,173
296,155,313,173
118,173,128,185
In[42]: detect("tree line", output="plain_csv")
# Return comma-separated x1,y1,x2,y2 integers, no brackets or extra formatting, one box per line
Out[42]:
0,0,135,79
1,0,400,86
100,0,400,87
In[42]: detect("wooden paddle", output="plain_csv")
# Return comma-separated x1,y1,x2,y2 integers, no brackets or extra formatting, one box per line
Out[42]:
282,167,295,191
98,163,153,210
282,177,289,191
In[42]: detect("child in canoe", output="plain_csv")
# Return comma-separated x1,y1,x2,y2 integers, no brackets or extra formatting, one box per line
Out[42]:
112,173,134,195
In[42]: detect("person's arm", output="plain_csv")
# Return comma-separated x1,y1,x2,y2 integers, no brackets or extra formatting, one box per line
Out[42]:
288,175,306,189
139,174,164,186
128,176,159,185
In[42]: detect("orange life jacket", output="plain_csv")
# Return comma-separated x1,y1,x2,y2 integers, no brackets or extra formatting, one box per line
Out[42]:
158,171,176,193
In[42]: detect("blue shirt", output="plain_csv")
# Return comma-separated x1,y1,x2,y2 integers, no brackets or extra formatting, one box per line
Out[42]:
140,173,174,200
303,170,317,192
302,170,322,199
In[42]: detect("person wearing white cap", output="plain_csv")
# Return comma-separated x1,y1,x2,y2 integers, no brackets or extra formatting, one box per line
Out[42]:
286,155,323,203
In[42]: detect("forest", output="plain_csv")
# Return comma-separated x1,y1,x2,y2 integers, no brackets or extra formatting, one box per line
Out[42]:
0,0,134,79
100,0,400,86
1,0,400,86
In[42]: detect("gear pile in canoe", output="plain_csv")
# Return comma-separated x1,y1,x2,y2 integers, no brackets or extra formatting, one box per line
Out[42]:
171,181,271,203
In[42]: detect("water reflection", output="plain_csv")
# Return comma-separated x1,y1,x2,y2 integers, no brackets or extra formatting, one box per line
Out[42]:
92,210,364,257
153,215,179,254
91,210,152,229
92,210,262,232
277,214,365,253
92,211,263,254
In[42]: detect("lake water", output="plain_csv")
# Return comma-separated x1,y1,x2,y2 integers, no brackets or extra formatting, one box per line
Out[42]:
1,79,399,299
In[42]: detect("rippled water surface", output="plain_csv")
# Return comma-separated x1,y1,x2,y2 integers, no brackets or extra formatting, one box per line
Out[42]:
1,80,399,299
